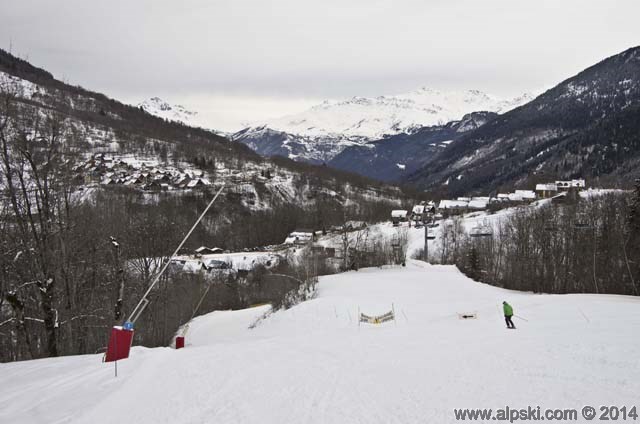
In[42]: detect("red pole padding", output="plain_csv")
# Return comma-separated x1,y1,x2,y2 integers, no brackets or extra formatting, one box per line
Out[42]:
175,336,185,349
104,326,135,362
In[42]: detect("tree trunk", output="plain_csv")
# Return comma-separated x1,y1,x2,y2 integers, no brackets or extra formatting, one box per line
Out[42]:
38,278,58,357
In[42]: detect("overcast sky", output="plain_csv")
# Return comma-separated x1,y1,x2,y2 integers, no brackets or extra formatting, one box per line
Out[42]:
1,0,639,130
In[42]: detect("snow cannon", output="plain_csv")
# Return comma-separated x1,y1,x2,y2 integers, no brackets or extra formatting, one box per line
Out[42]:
104,325,135,362
102,185,225,363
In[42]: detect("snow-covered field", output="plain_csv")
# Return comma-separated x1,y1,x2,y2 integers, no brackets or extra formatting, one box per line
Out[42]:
2,262,639,424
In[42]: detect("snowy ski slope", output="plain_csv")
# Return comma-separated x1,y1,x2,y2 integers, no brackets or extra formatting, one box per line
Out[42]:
1,262,639,424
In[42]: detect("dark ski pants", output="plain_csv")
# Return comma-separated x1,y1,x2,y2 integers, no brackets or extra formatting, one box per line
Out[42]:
505,315,515,328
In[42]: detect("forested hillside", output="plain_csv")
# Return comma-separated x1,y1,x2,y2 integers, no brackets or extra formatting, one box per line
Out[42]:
406,46,640,195
0,49,408,362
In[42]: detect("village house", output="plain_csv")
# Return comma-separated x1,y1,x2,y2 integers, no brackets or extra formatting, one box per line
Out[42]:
411,204,426,222
284,230,316,245
468,197,490,209
437,199,469,213
174,174,192,188
168,259,187,273
182,260,207,273
195,246,224,255
187,178,211,189
203,259,230,270
536,183,558,198
391,210,409,226
515,190,536,201
555,179,586,193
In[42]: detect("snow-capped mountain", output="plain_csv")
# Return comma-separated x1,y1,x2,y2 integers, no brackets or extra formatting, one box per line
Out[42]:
138,97,198,125
407,46,640,195
233,88,533,163
329,112,498,182
259,88,532,139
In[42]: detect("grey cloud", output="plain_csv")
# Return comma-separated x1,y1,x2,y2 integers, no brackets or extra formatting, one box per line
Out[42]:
1,0,639,128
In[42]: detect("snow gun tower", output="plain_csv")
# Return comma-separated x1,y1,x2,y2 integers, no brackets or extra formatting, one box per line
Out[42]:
104,185,225,364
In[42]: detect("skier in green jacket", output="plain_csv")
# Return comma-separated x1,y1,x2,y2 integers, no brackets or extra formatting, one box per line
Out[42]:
503,301,516,329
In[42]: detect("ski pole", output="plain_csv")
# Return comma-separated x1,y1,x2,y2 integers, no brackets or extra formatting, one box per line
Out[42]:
514,314,529,322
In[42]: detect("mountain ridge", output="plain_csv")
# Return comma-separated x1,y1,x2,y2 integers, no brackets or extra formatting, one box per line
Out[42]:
405,45,640,194
232,88,533,163
261,87,533,139
329,111,498,182
137,97,198,126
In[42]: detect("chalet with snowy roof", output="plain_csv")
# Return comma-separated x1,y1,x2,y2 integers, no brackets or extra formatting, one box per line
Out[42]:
507,193,524,202
182,260,207,273
438,199,469,210
195,246,224,255
555,179,585,192
391,210,409,226
515,190,536,200
203,259,230,270
187,178,208,189
468,197,489,209
536,183,558,198
411,205,426,221
144,181,157,190
284,230,316,245
554,180,585,201
153,173,171,183
174,175,191,188
168,259,187,273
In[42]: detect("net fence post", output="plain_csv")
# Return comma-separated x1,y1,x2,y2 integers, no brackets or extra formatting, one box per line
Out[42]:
392,303,397,326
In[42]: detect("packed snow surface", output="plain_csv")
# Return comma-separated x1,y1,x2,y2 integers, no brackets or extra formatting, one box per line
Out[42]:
2,261,639,424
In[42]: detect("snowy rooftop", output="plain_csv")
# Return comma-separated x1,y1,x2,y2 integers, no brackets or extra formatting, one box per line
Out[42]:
555,179,586,188
438,200,469,209
536,183,558,191
514,190,536,199
468,199,488,209
391,210,408,218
